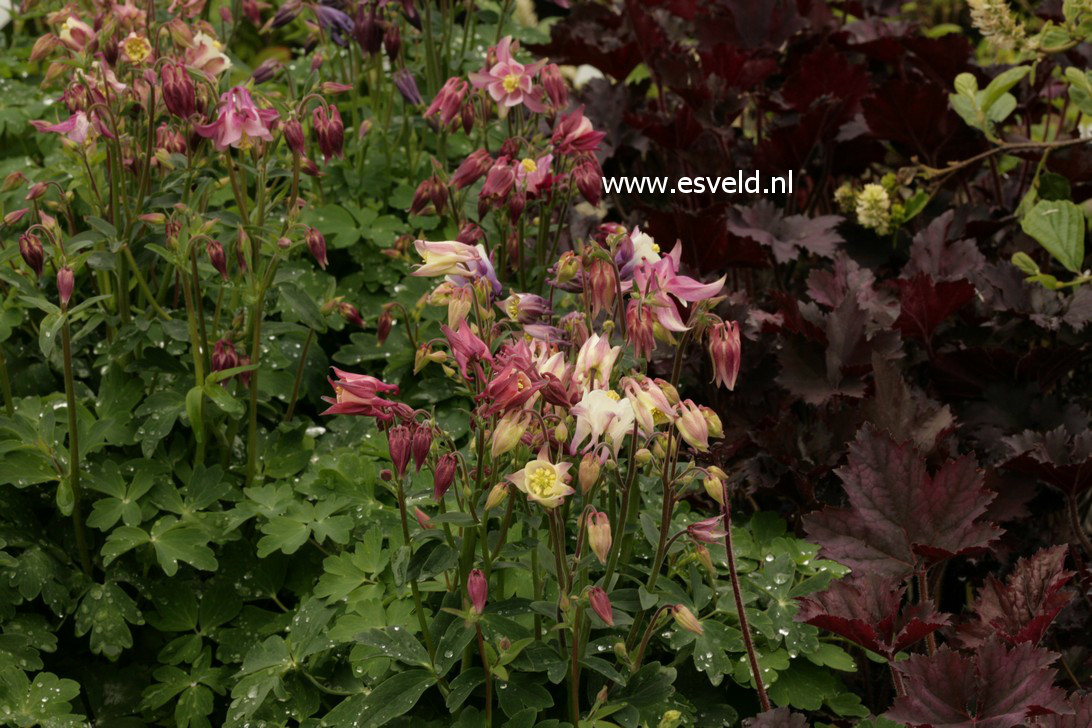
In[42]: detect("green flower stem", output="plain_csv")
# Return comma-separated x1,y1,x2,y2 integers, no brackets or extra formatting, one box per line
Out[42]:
122,245,171,320
179,251,207,466
61,314,93,576
632,606,672,672
475,624,493,727
722,480,770,712
396,473,437,660
603,421,640,587
569,606,582,725
0,345,13,416
189,247,211,374
283,329,314,423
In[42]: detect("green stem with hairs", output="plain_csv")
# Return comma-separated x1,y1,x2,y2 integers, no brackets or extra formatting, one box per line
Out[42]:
61,314,93,576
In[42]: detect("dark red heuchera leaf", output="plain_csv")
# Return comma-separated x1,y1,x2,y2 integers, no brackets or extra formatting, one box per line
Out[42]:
894,273,976,344
526,4,642,81
725,199,843,264
741,707,808,728
957,546,1074,648
807,253,900,326
803,425,1001,579
863,353,954,453
886,640,1069,728
904,210,986,283
1003,425,1092,496
1036,694,1092,728
796,572,949,659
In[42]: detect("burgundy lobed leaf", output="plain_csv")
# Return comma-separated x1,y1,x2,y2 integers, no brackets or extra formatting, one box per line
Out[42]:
863,352,954,453
741,707,809,728
904,210,986,283
957,545,1074,648
796,572,949,659
886,640,1070,728
725,199,844,264
1003,425,1092,497
894,273,976,344
1035,693,1092,728
803,425,1001,579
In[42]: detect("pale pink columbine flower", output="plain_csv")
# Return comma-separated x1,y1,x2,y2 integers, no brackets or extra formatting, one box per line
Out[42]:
31,112,94,144
469,36,545,112
570,389,635,457
687,516,727,544
573,333,621,392
57,16,94,52
321,368,402,417
185,31,233,76
514,154,552,196
622,376,676,435
194,86,279,151
708,321,741,390
675,399,710,452
508,449,574,509
412,239,480,277
632,242,726,332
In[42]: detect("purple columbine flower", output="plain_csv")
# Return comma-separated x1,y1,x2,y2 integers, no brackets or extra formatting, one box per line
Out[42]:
393,68,422,105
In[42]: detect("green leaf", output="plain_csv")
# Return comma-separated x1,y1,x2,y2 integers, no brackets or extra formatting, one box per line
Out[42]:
0,669,85,727
355,627,432,668
980,66,1030,113
101,526,151,566
319,669,435,727
74,582,144,660
496,672,554,718
149,517,218,576
279,282,328,332
1020,199,1086,273
185,386,204,444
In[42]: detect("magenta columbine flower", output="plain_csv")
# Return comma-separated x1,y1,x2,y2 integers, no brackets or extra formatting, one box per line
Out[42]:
387,425,412,479
515,154,552,196
194,86,279,151
470,36,545,112
30,112,94,144
708,321,741,391
467,569,488,614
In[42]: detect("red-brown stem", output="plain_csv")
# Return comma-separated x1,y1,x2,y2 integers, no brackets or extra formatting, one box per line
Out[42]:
476,624,492,727
1067,493,1092,557
889,659,907,698
917,567,937,656
722,481,770,712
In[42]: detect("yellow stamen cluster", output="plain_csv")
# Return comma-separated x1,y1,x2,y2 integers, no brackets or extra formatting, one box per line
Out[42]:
502,74,520,93
528,466,557,497
605,390,621,401
125,35,152,64
520,158,537,173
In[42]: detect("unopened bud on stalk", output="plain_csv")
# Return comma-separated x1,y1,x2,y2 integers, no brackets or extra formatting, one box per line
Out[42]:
491,410,529,458
484,483,508,511
578,453,601,496
695,544,715,574
338,301,364,328
1,171,25,193
655,379,680,405
19,233,44,278
588,586,613,626
206,239,229,280
672,604,703,636
25,182,47,201
414,507,433,530
587,509,611,565
305,227,327,269
433,452,457,501
376,306,393,345
554,421,569,443
701,406,724,439
283,118,305,156
387,425,411,478
57,266,74,307
467,568,487,614
635,448,652,466
411,423,432,472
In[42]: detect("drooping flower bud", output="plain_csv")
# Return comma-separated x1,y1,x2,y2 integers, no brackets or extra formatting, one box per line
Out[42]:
376,306,393,345
353,4,383,55
387,424,412,478
586,256,615,315
412,423,433,471
19,232,45,278
206,239,229,280
57,266,74,307
587,509,611,565
708,321,741,391
578,453,601,496
675,400,710,452
491,410,531,459
467,568,488,614
451,148,493,190
305,227,328,269
212,338,240,372
672,604,703,636
541,63,568,109
161,62,197,119
433,452,457,501
338,301,365,328
687,515,727,545
414,507,433,530
484,482,508,511
456,222,484,246
251,58,282,84
410,176,446,216
393,68,422,105
283,118,306,156
700,406,724,439
626,300,656,360
695,544,715,574
312,104,345,162
588,586,614,626
383,23,401,61
574,160,603,206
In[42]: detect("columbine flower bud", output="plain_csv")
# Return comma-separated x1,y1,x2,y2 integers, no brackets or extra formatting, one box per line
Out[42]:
30,33,60,63
695,544,715,574
672,604,703,636
654,378,681,405
376,306,393,345
283,118,305,156
57,266,74,307
212,338,239,372
676,400,710,452
161,62,197,119
207,239,229,280
574,160,603,207
383,23,401,61
251,58,282,84
387,425,412,478
708,321,741,391
467,569,488,614
541,63,568,109
578,453,601,496
555,251,581,285
433,452,457,501
414,507,433,530
701,406,724,439
586,256,615,315
491,410,530,459
554,421,569,443
703,472,725,505
456,222,484,246
635,448,652,465
2,171,25,193
484,482,508,511
312,105,345,162
393,68,422,105
626,300,656,360
587,509,611,565
339,301,365,328
305,227,328,269
412,423,433,471
19,233,45,278
588,586,614,626
451,148,493,189
410,176,446,216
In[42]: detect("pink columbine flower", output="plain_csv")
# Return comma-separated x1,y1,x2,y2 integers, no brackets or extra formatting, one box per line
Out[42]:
687,516,727,544
675,399,710,452
588,587,614,626
478,363,544,416
387,425,412,478
552,106,605,154
412,239,480,278
573,333,622,392
185,31,232,76
321,367,402,418
467,569,488,614
570,389,635,458
469,36,545,112
195,86,279,151
587,509,612,565
31,111,93,144
708,321,741,391
441,321,492,380
57,16,94,52
514,153,553,196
